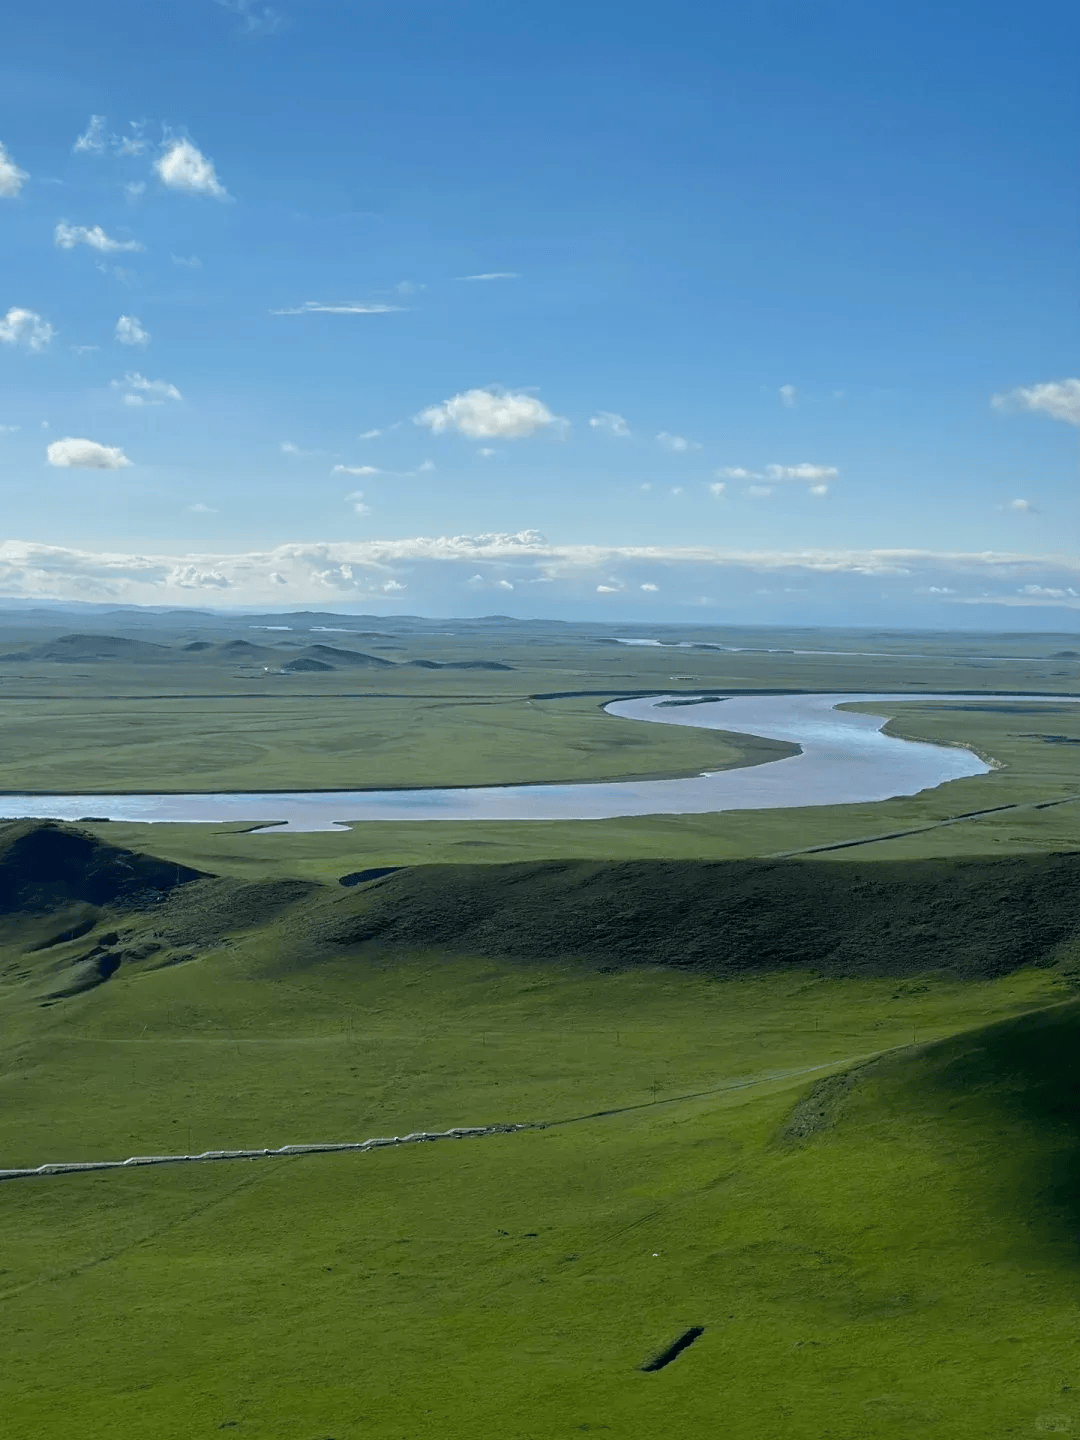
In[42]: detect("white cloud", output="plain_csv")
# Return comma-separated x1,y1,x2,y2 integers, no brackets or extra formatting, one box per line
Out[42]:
171,253,201,269
73,116,108,154
0,424,19,433
0,536,1072,613
70,344,99,355
718,467,760,481
670,486,683,496
46,437,132,469
73,116,150,159
457,272,520,281
358,428,382,439
0,141,29,198
190,502,217,513
708,482,726,497
346,490,370,515
115,314,150,346
765,463,839,482
992,378,1080,426
497,579,514,590
0,308,54,351
478,447,496,458
154,138,230,200
809,484,829,497
656,432,702,453
779,384,797,408
415,388,562,440
747,486,774,498
416,458,436,472
112,372,182,403
597,584,619,593
641,582,659,591
1007,498,1037,512
589,411,631,438
124,181,146,200
332,464,380,476
271,301,402,315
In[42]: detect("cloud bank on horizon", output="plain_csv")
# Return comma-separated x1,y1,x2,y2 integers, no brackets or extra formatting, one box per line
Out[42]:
0,0,1076,628
0,534,1075,619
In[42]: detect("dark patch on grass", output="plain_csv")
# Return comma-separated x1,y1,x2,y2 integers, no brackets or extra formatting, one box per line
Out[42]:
639,1326,704,1371
780,1070,868,1142
338,867,403,888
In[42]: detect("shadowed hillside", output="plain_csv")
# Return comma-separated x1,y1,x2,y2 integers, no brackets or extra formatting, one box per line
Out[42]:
313,853,1080,978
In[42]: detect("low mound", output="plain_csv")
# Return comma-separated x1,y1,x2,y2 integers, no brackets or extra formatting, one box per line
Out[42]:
405,659,514,671
781,998,1080,1236
0,633,171,663
312,854,1080,978
182,640,214,652
0,821,205,914
298,644,395,668
283,656,334,672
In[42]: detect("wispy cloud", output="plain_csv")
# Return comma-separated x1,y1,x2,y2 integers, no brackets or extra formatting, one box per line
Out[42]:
346,490,370,515
115,314,150,346
112,372,182,404
589,411,631,438
73,116,149,157
190,502,217,513
154,137,230,200
1006,498,1038,513
332,464,381,477
46,437,131,469
270,301,403,315
55,222,144,254
779,384,797,407
765,463,838,481
214,0,284,34
718,467,761,480
415,388,563,440
992,378,1080,426
73,116,108,155
0,308,54,351
171,253,202,269
0,140,29,198
656,432,701,453
457,272,520,281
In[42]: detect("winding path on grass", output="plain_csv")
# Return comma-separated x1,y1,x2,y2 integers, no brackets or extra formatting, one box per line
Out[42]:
0,1055,874,1184
0,691,1075,831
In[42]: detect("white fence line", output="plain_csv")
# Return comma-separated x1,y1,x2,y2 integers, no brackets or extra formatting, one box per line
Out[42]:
0,1122,537,1183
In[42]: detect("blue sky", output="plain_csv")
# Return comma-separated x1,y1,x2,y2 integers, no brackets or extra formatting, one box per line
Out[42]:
0,0,1077,623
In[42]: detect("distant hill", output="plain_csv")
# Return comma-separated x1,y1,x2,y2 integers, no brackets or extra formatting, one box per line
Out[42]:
406,659,514,670
282,656,335,672
297,644,395,668
0,633,171,663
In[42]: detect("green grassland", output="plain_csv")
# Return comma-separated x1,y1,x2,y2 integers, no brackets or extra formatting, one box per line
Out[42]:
1,862,1078,1439
2,617,1080,1438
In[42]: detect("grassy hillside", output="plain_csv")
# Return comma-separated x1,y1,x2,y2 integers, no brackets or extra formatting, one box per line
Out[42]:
1,825,1079,1437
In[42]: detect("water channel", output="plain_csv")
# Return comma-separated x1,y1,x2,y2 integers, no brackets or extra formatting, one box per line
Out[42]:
2,692,1075,832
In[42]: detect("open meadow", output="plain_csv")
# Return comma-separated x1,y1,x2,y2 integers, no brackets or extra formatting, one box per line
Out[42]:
1,613,1079,1439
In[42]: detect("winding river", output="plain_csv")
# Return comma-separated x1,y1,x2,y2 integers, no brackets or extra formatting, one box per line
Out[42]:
1,692,1075,832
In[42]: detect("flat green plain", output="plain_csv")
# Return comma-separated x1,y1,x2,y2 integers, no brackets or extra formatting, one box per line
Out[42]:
2,616,1079,1439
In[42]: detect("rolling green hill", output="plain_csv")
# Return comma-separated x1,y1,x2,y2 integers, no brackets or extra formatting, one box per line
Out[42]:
2,824,1080,1437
